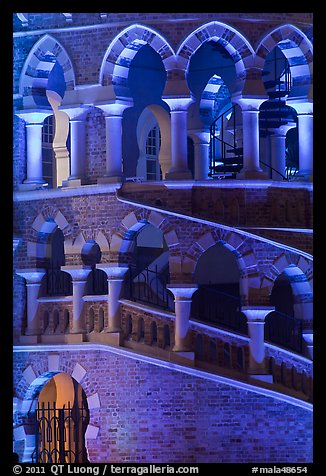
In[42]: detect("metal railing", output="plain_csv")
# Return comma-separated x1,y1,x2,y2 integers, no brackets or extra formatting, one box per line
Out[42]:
191,285,247,335
32,401,88,463
265,310,304,354
127,264,174,311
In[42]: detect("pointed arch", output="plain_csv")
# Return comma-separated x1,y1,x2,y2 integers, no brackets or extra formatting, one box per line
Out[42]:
99,23,175,97
254,24,313,98
176,21,255,94
19,34,75,107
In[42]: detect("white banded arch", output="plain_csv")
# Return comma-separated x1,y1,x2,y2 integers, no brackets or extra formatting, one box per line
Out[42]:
254,24,313,99
19,34,75,108
13,358,101,463
99,24,175,99
177,20,255,96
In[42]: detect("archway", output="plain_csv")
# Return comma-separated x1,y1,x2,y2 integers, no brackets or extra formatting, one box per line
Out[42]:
191,241,247,333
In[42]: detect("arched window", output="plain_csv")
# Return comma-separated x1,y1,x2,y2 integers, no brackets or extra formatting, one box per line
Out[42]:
209,339,217,363
163,324,170,349
145,125,162,181
42,115,55,188
195,334,204,360
83,241,108,295
98,308,104,332
63,309,70,333
151,321,158,345
87,308,95,333
126,315,133,339
223,342,231,367
53,309,59,334
139,318,145,342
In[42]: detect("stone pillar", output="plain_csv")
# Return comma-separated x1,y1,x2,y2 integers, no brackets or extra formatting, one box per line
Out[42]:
287,100,313,180
15,269,46,339
189,130,211,180
96,103,131,183
96,264,129,332
61,265,92,334
164,98,193,180
270,124,294,180
167,284,198,354
297,113,313,178
232,98,268,179
61,107,89,187
241,306,274,382
16,112,51,190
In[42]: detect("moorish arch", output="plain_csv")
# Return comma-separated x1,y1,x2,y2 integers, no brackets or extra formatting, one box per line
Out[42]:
270,254,313,322
13,359,101,463
176,20,255,96
19,33,75,108
99,24,175,99
254,24,313,99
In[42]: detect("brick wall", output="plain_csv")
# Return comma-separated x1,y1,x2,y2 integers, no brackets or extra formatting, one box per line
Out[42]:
13,349,313,463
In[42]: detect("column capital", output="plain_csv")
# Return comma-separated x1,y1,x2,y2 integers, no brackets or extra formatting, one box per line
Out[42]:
241,306,274,322
167,284,198,300
15,110,52,124
188,129,210,144
286,99,313,115
96,264,129,280
96,100,132,117
15,268,46,284
61,265,92,281
60,106,89,121
163,97,194,112
231,95,267,111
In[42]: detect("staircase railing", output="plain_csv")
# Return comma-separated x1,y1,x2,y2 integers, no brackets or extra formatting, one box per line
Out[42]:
209,104,243,177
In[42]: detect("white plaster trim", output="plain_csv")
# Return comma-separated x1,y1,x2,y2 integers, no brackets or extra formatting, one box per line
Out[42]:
117,193,313,261
13,343,313,411
71,362,87,383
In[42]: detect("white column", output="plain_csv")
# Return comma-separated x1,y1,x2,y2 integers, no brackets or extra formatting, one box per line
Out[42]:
297,113,313,177
269,124,294,180
189,130,211,180
167,284,198,352
286,100,313,180
96,264,129,332
97,103,131,183
60,107,89,187
15,269,46,336
61,265,92,334
242,306,274,381
16,111,52,189
233,98,268,179
164,98,193,180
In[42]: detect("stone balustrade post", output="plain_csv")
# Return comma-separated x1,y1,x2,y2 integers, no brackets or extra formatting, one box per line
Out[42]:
61,265,92,334
166,284,198,353
15,269,46,336
96,264,129,332
242,306,274,382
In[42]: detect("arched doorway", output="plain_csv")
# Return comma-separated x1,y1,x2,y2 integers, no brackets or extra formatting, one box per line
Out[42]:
191,241,247,333
125,220,173,310
265,266,306,354
34,373,89,463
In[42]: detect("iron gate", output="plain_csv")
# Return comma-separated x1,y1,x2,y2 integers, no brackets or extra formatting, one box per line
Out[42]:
32,401,88,463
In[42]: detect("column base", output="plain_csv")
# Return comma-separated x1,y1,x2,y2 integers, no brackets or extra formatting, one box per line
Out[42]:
165,170,193,180
18,182,48,191
248,373,274,384
171,350,195,365
236,169,269,180
98,175,122,184
20,335,41,344
87,331,122,346
61,178,86,187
